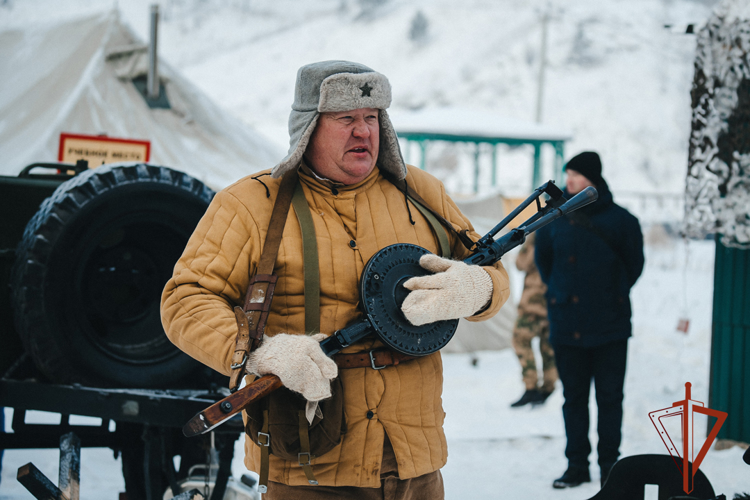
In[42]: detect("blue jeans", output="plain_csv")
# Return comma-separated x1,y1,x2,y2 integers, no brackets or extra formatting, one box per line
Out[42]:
553,340,628,470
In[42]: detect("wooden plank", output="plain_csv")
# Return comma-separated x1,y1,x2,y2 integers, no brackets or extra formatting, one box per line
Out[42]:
710,238,722,326
710,240,750,442
712,240,726,324
17,463,69,500
743,327,750,442
718,323,732,417
729,325,744,437
709,238,724,428
720,242,734,323
59,433,80,500
731,245,746,326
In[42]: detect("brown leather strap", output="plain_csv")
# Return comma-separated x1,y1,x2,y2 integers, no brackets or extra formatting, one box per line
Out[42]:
297,411,318,485
334,349,416,369
258,409,270,493
258,171,299,275
229,170,299,391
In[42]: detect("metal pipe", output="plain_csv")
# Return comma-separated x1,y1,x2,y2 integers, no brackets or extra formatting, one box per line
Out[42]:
535,8,548,123
147,4,159,100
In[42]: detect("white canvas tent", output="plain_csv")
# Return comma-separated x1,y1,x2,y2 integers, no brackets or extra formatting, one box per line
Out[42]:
0,11,282,189
443,194,518,354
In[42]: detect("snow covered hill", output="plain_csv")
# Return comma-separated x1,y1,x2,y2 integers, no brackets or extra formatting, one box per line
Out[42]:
0,0,719,201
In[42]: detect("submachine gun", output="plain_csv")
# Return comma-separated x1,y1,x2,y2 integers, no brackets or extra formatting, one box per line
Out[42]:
183,182,598,437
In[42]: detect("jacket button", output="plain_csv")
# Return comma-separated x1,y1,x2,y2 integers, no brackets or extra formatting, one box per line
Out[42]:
568,256,576,263
573,332,581,340
331,187,339,195
572,295,579,303
366,410,374,419
349,240,356,248
550,297,556,304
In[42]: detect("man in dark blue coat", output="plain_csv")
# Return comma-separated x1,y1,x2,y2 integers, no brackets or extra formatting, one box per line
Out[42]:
535,151,644,489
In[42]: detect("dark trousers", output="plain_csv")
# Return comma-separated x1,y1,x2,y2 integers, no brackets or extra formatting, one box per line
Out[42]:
553,340,628,470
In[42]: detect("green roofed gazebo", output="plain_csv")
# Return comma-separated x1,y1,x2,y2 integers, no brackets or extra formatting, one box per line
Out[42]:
391,108,572,193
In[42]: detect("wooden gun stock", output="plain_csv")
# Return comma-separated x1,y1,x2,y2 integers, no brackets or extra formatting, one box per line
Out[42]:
183,374,283,437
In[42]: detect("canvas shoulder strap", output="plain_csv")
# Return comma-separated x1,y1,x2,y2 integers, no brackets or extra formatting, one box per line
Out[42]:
380,169,474,255
229,170,299,392
291,181,320,335
407,195,451,258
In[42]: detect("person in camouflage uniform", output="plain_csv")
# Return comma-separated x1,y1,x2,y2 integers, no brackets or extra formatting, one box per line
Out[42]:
510,233,557,407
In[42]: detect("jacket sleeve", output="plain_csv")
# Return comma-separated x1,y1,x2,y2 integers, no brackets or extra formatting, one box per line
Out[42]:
160,189,262,376
623,215,645,288
534,226,553,285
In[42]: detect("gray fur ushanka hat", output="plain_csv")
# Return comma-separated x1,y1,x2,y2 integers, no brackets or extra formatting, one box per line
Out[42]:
271,60,407,180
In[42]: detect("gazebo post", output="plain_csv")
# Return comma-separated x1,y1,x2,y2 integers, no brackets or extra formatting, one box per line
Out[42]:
473,142,481,193
491,143,498,186
554,141,565,184
395,119,570,195
532,142,542,188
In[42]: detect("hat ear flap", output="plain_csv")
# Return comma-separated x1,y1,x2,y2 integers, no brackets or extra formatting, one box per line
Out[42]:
272,113,320,178
377,109,407,180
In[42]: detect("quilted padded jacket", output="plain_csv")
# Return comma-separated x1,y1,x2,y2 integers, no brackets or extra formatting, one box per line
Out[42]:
161,163,510,486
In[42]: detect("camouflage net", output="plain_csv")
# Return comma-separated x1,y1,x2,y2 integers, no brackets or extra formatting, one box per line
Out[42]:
685,0,750,248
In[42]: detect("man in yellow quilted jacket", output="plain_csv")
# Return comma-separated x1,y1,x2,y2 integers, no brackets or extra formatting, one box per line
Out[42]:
161,60,510,500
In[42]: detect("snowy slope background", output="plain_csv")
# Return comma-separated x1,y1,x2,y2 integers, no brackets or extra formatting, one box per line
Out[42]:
2,0,749,498
0,0,717,207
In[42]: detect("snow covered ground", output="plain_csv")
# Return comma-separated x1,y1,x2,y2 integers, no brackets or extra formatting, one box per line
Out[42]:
2,238,748,499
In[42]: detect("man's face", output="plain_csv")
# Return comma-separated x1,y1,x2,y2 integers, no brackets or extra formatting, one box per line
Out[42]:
304,108,380,185
565,168,595,195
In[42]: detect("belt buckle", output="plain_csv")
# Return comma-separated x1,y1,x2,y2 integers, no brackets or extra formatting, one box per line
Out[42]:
369,350,387,370
298,452,313,466
230,353,247,370
257,431,270,447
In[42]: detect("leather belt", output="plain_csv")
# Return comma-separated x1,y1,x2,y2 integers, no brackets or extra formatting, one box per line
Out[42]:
334,349,416,370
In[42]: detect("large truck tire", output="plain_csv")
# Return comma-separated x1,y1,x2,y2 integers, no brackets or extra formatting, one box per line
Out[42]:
10,163,215,387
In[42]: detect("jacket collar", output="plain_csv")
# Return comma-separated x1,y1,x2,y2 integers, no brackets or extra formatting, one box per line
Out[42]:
298,160,381,197
564,179,613,215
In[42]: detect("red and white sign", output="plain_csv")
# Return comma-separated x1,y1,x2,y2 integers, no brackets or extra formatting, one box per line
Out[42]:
58,133,151,167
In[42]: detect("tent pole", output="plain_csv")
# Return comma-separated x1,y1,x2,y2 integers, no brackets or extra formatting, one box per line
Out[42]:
147,5,160,100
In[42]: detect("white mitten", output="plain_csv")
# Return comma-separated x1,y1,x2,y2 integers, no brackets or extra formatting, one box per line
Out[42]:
245,333,338,403
401,254,493,326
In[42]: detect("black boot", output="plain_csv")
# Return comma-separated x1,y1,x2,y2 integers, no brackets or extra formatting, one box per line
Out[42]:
552,466,590,489
600,463,615,486
531,389,553,406
510,389,540,407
